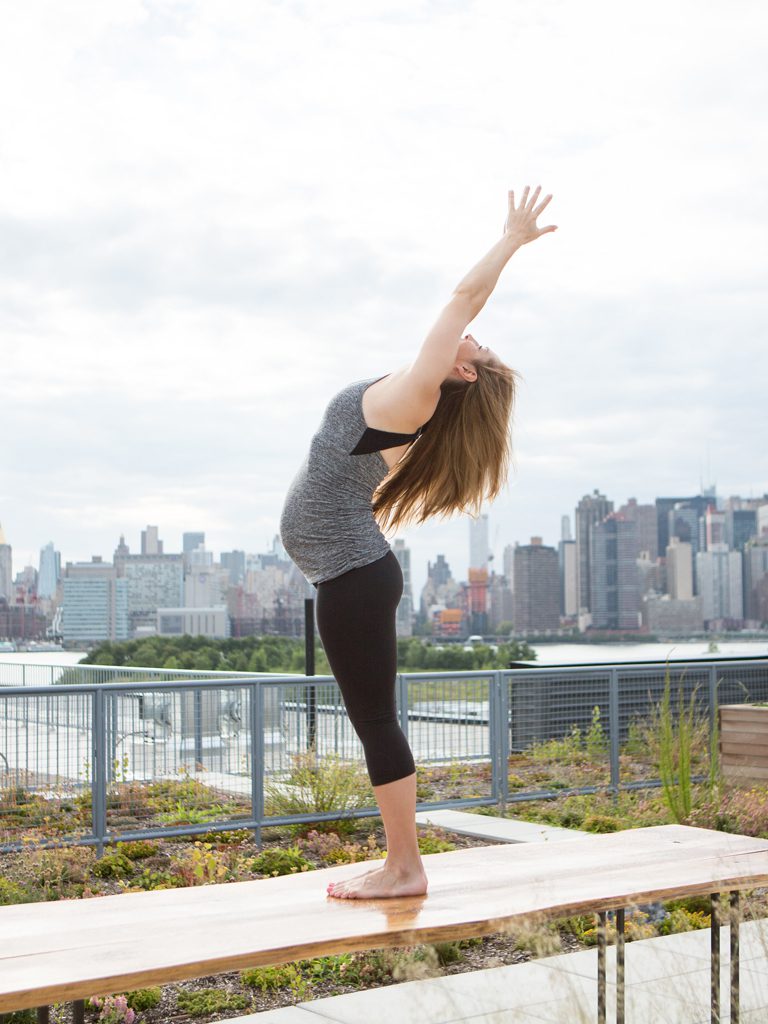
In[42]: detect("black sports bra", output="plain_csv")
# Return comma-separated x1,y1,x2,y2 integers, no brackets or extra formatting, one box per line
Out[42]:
350,423,427,456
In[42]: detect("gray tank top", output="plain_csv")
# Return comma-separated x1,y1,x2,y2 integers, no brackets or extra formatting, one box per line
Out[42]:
280,377,419,584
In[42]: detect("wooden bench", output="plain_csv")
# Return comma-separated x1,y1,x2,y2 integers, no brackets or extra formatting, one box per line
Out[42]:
2,825,768,1024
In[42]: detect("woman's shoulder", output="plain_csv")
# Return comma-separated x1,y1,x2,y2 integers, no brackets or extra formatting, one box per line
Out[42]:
362,366,439,433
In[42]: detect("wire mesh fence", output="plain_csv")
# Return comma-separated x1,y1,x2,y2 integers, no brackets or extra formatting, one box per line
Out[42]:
1,657,766,853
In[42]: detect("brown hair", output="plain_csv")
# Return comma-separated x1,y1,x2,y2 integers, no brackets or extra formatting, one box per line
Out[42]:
372,356,518,532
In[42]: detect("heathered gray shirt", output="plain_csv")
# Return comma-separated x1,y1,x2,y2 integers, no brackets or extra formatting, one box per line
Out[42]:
279,377,395,585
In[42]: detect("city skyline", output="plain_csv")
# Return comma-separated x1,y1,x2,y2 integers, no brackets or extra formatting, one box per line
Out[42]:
1,3,766,607
2,479,768,606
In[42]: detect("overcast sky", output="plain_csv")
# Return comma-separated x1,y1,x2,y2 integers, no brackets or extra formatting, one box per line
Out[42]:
1,0,766,597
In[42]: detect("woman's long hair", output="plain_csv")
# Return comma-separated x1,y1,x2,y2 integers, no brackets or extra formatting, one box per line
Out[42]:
372,356,518,532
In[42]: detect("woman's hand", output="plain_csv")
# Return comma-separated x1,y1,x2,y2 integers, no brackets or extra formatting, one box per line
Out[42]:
504,185,557,245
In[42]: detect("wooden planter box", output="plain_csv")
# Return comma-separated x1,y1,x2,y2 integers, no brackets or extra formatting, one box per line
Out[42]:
719,704,768,782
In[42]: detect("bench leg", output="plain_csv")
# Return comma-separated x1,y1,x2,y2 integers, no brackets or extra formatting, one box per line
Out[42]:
73,998,86,1023
730,890,740,1024
711,892,721,1023
36,1008,49,1023
616,908,625,1024
597,911,607,1024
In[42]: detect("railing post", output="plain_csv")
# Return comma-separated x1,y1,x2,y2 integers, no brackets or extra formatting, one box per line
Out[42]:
92,687,107,858
250,681,264,849
398,673,409,739
708,664,718,742
194,687,203,768
609,668,620,801
304,598,317,750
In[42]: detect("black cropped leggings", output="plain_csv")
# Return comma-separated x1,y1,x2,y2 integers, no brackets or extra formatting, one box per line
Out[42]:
315,551,416,787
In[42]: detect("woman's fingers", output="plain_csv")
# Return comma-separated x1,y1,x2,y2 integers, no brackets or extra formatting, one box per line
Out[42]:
526,185,542,210
532,193,552,218
519,185,530,209
536,223,558,236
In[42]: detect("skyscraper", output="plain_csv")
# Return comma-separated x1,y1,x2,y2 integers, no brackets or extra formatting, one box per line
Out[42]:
589,515,642,630
183,532,205,567
696,546,743,623
469,514,490,570
62,559,129,643
38,542,61,600
617,498,658,560
140,526,163,556
513,538,560,631
0,523,12,603
575,490,613,615
392,538,413,637
666,538,694,600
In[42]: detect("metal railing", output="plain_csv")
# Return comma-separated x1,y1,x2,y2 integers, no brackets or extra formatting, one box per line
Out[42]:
1,657,766,854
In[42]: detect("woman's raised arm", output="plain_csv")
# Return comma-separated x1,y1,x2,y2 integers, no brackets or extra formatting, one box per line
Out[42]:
407,186,556,397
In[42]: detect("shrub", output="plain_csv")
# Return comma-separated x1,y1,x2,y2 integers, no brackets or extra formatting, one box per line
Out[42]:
582,814,621,834
0,876,31,906
171,842,230,886
86,994,135,1023
242,962,307,997
264,751,374,833
251,846,313,877
93,853,135,879
116,840,159,860
176,989,250,1015
659,907,710,935
417,830,457,854
125,988,162,1011
27,845,95,900
299,830,383,866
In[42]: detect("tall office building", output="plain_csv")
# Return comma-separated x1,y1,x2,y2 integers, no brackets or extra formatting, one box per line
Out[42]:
589,515,642,630
725,508,757,551
183,532,205,568
558,539,578,617
617,499,658,560
0,523,13,602
705,507,727,549
122,557,184,636
656,496,710,557
666,538,694,600
512,538,560,631
696,546,743,623
37,543,61,600
392,539,413,637
561,515,572,542
575,490,613,614
469,514,490,570
140,526,163,556
221,550,246,585
744,539,768,622
62,559,129,643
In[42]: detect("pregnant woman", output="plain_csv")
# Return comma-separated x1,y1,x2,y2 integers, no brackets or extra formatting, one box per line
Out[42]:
280,186,556,899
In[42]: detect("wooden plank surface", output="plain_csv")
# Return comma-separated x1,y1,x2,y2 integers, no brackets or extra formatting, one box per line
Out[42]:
1,825,768,1012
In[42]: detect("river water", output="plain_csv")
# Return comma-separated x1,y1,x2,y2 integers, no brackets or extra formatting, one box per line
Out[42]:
0,639,766,680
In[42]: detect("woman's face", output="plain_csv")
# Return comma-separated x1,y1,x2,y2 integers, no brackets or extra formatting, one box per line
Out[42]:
457,334,495,365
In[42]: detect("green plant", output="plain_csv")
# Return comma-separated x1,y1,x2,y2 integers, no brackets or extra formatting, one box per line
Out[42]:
658,666,698,822
299,830,383,866
264,751,374,833
241,962,308,998
125,987,162,1011
93,852,135,879
582,814,621,833
116,840,159,860
1,1011,36,1023
0,876,31,906
417,830,457,854
585,706,607,761
658,907,711,935
251,845,313,877
176,989,250,1015
172,842,230,885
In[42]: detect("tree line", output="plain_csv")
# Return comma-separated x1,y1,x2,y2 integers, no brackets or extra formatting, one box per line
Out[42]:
80,634,537,674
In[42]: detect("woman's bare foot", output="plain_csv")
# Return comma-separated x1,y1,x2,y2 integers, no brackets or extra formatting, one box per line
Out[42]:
326,863,428,900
